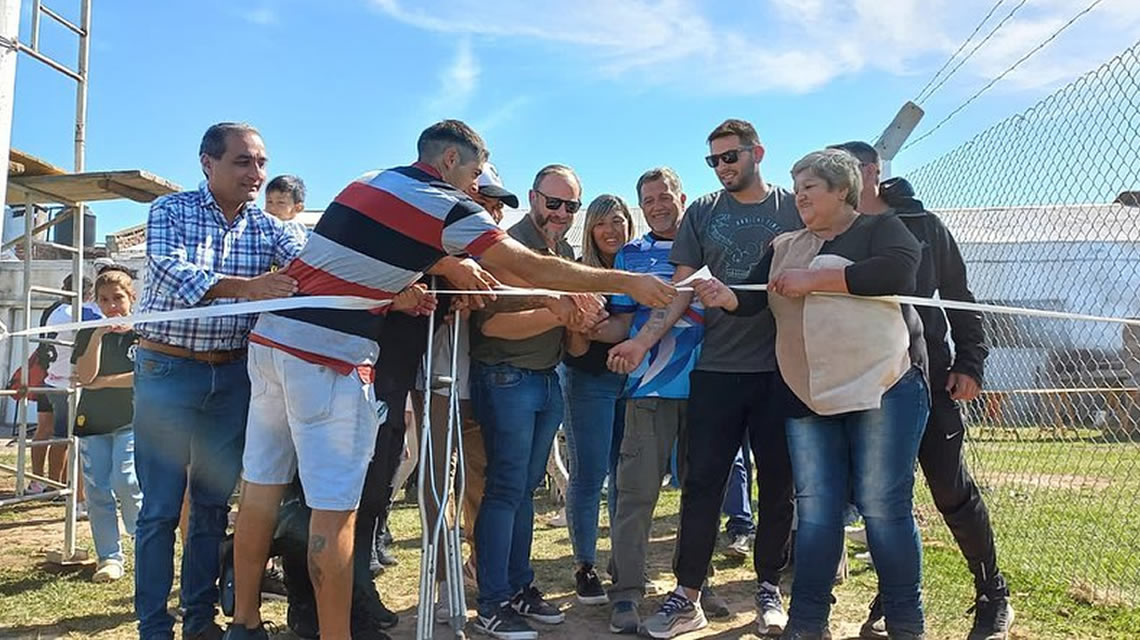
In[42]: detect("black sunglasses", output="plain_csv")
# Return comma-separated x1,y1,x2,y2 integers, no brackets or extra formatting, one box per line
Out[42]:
705,147,753,168
535,189,582,214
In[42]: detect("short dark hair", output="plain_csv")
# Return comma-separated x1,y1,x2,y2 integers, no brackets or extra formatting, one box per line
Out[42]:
707,119,761,147
199,122,261,159
417,120,488,165
61,274,94,300
828,141,879,166
266,174,306,205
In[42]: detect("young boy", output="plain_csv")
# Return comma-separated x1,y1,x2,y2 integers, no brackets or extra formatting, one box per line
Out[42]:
265,174,310,244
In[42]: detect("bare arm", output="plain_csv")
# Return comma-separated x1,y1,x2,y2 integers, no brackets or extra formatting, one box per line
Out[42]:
589,313,633,344
204,272,298,301
481,308,564,339
480,238,675,308
566,331,591,357
606,266,695,375
630,265,696,348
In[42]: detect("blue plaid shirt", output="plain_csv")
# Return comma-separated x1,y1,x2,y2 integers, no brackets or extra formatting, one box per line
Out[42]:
137,183,304,351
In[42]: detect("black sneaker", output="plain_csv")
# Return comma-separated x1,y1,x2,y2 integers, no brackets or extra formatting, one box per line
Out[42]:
967,594,1014,640
780,626,833,640
700,585,731,619
575,565,608,605
218,623,272,640
260,561,288,601
349,613,393,640
511,585,565,624
353,585,400,630
859,595,887,639
474,602,538,640
376,541,398,567
184,622,225,640
287,598,320,640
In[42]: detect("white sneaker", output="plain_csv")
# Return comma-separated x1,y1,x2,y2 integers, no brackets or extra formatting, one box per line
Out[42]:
26,481,47,495
77,502,88,520
92,559,124,583
547,508,567,528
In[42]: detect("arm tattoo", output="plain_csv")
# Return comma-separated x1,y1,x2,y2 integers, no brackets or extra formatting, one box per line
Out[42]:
645,308,667,333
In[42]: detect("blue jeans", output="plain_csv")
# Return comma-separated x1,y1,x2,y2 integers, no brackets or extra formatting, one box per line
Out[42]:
79,426,143,563
785,368,930,636
472,363,563,608
722,446,755,537
562,365,625,567
133,349,250,639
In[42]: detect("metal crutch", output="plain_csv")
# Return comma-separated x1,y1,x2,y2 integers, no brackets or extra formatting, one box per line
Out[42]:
415,281,468,639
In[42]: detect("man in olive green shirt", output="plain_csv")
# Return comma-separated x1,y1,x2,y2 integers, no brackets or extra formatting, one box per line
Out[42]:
469,164,603,638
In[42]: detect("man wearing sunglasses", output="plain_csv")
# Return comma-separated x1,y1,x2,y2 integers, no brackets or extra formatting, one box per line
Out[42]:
634,119,803,639
467,163,618,639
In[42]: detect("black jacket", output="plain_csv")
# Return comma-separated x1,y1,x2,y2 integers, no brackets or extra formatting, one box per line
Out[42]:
880,177,988,384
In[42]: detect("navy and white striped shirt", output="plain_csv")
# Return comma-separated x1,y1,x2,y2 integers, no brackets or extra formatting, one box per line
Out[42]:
137,183,304,351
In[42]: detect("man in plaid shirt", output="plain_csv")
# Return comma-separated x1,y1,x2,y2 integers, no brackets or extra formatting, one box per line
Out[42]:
133,122,303,640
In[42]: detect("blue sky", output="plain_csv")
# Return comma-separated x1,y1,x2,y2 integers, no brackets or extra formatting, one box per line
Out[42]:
11,0,1140,241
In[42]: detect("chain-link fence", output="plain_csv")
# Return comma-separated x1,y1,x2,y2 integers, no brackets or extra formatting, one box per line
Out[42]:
906,40,1140,615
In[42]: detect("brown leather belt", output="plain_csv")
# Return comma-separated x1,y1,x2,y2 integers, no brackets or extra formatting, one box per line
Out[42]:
139,339,247,364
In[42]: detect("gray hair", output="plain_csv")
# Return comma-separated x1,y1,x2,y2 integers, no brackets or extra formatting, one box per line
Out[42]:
199,122,261,159
417,120,488,165
791,149,862,209
532,163,581,192
635,167,683,201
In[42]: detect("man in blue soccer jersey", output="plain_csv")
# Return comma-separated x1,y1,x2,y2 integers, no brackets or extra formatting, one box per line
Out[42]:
598,167,704,633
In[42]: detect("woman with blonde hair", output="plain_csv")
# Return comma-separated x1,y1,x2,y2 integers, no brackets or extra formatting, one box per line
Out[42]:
562,194,634,605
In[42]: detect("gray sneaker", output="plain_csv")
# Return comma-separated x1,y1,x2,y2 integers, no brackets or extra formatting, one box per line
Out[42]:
641,592,707,639
755,581,788,636
725,533,751,558
608,600,640,634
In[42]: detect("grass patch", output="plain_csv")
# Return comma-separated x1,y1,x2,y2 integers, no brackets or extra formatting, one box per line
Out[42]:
2,437,1139,638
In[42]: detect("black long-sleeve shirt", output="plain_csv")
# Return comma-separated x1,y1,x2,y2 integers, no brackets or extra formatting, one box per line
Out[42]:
881,177,988,384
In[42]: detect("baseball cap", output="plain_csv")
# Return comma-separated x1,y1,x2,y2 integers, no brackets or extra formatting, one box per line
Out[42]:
476,163,519,209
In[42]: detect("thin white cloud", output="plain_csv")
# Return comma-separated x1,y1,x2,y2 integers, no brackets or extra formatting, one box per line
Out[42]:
369,0,1140,97
425,38,481,117
243,7,278,26
475,96,532,135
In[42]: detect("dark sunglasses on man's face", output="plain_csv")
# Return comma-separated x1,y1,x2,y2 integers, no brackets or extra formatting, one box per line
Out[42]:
535,189,582,214
705,147,752,168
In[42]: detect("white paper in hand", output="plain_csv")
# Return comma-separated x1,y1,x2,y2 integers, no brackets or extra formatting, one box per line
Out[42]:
675,265,714,288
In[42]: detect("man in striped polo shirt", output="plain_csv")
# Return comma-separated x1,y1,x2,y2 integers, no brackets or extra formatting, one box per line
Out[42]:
224,120,677,640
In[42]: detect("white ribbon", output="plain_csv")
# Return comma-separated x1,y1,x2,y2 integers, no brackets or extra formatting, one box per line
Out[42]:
5,273,1140,340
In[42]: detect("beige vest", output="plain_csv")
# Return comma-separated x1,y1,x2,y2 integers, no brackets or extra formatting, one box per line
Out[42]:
768,230,912,416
